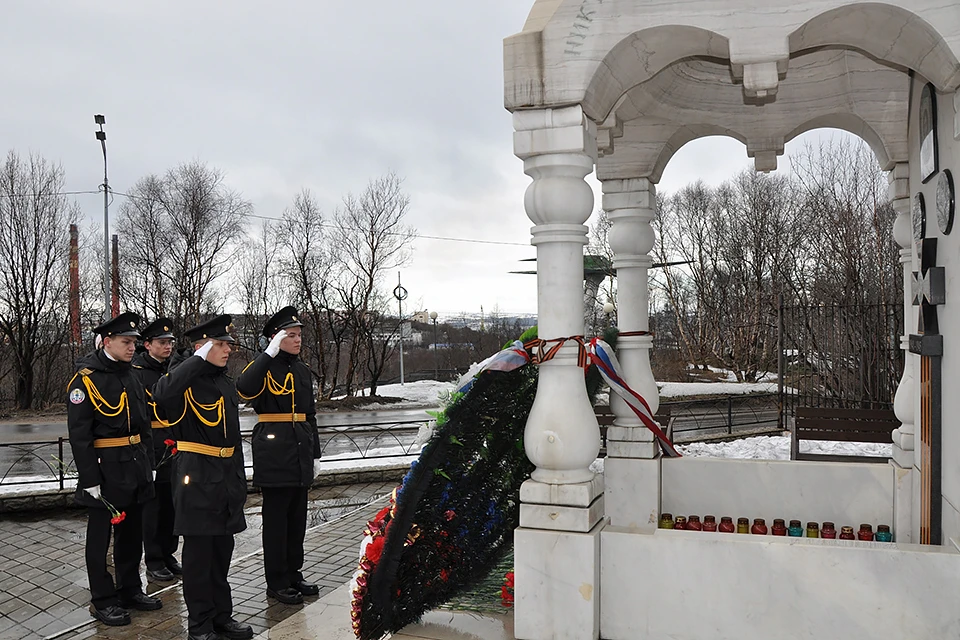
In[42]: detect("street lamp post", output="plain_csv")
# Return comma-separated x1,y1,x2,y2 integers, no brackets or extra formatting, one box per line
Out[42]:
393,272,408,385
94,115,110,321
429,310,439,379
603,301,616,329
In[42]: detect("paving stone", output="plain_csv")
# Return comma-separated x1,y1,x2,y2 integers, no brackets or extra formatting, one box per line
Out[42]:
1,482,388,640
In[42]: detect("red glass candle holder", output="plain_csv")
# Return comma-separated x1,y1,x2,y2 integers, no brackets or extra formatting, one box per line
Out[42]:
702,515,717,532
686,515,702,531
750,518,768,535
771,519,787,536
719,516,735,533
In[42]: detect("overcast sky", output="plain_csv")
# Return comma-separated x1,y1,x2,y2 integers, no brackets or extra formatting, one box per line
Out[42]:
1,1,844,318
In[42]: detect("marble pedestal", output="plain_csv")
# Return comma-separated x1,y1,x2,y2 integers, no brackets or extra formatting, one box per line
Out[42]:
515,476,604,640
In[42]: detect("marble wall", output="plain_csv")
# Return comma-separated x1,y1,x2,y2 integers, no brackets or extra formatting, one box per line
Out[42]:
661,457,895,535
907,77,960,547
600,526,960,640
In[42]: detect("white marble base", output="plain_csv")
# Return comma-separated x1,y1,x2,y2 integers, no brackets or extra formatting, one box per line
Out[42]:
603,457,660,531
520,475,603,507
892,459,915,543
891,441,915,469
601,526,960,640
520,495,604,532
605,440,658,458
515,521,602,640
661,457,894,529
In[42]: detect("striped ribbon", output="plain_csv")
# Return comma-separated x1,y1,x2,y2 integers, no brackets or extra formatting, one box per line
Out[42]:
523,336,589,368
587,338,681,458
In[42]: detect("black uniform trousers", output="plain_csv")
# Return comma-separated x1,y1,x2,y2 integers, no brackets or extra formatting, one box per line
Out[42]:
142,481,178,570
182,534,235,634
85,503,144,609
261,486,308,591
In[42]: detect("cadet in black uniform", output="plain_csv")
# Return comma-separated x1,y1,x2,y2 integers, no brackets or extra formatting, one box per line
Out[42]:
236,306,321,605
132,317,181,582
152,315,252,640
67,312,162,626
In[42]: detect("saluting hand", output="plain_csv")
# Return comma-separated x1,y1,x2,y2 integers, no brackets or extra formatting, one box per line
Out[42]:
84,485,101,499
265,329,288,358
194,341,214,361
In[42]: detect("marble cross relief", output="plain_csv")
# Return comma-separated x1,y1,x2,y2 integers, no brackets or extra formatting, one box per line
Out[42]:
909,238,944,545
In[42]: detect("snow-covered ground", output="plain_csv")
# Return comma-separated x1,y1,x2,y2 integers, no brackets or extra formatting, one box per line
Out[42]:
345,380,455,408
589,435,890,474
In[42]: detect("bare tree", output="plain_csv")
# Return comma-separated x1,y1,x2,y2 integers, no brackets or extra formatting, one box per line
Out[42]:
334,173,415,395
234,220,285,353
117,161,250,329
278,190,343,398
0,151,75,409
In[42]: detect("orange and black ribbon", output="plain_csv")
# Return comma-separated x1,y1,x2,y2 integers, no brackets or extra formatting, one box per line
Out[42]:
523,336,589,368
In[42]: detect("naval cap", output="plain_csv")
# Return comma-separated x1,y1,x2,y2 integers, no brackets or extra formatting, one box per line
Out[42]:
183,314,235,344
262,306,303,337
141,317,175,341
94,312,142,338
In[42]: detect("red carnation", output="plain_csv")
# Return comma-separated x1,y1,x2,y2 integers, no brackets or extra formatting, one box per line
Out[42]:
365,537,385,564
501,571,515,607
444,510,456,521
164,439,175,447
440,568,449,581
170,448,177,455
110,511,127,525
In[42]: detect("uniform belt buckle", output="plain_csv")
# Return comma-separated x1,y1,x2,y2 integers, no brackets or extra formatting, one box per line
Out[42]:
128,435,137,445
219,447,229,458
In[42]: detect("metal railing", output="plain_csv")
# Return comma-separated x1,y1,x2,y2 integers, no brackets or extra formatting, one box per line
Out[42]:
665,393,780,442
0,394,785,493
0,418,431,493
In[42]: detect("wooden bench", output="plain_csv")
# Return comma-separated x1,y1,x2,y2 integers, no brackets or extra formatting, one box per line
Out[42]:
595,404,673,457
790,406,898,463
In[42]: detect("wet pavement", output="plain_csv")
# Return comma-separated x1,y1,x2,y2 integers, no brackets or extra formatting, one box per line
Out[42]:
0,481,397,640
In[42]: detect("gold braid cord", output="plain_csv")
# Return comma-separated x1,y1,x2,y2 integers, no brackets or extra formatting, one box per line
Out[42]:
69,372,131,433
237,363,296,414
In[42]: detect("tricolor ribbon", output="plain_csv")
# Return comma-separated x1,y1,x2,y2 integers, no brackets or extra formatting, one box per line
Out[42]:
587,338,681,458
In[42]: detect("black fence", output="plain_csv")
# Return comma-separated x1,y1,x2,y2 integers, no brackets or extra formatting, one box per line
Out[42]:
666,393,780,442
0,417,430,494
778,301,903,421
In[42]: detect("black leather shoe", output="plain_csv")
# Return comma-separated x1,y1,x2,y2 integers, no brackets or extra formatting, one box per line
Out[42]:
166,559,183,575
214,619,254,640
267,587,303,605
188,633,220,640
120,592,163,611
146,567,176,582
293,580,319,596
90,605,131,626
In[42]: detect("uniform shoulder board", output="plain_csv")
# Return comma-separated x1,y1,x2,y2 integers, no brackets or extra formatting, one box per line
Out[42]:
132,364,143,369
79,367,94,376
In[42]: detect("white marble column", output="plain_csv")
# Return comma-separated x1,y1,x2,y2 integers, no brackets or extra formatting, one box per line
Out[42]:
888,162,917,543
600,177,663,531
513,105,603,640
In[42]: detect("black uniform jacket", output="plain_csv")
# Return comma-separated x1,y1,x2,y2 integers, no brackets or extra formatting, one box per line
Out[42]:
236,351,320,488
67,350,155,509
132,352,174,482
152,351,247,537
